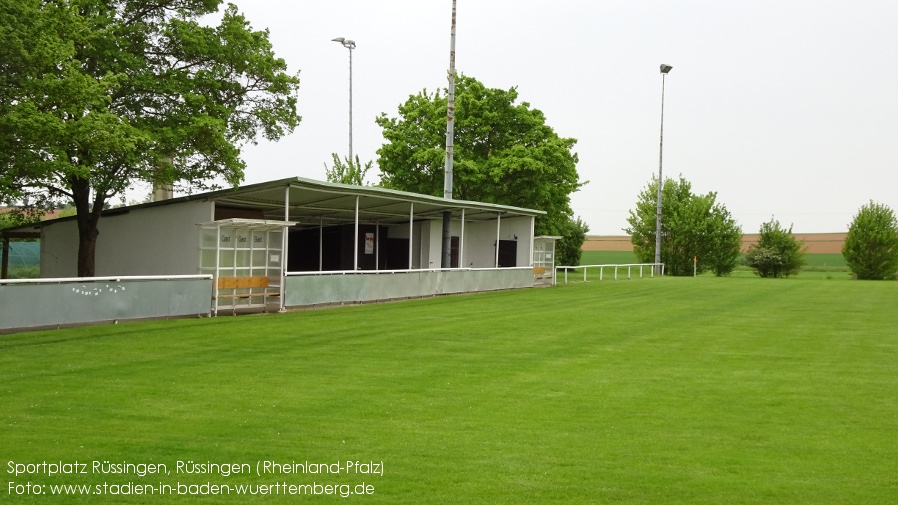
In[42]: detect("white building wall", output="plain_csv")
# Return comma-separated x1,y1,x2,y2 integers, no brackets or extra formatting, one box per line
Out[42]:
421,219,443,269
461,215,534,268
40,219,80,278
506,216,536,267
40,200,214,278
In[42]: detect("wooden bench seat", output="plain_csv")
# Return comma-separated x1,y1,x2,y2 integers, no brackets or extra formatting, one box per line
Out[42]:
215,276,280,314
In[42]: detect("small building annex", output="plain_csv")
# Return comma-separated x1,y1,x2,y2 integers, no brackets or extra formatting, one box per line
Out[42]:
11,177,555,313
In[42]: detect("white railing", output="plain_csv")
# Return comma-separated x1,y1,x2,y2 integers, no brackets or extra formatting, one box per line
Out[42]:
0,274,211,285
556,263,664,283
285,266,529,277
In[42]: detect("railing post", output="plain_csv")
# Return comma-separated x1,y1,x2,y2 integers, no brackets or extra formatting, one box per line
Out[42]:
600,266,603,281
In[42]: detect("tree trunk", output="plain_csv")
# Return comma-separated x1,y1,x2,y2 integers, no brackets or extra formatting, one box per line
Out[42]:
76,221,99,277
71,177,104,277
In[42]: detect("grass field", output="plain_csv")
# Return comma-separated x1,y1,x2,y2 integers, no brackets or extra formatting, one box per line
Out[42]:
2,277,896,503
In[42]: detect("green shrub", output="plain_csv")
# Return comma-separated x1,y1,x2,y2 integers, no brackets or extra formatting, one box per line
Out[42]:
744,218,805,278
842,201,898,280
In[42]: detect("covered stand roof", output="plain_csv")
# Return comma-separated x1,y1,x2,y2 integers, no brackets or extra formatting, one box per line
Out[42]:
207,177,544,229
1,177,545,236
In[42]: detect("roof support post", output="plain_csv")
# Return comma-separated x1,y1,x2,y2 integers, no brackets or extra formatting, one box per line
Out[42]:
529,216,535,267
495,213,501,268
408,203,414,270
213,222,221,316
279,225,287,312
375,221,380,271
319,218,323,272
353,195,359,271
459,208,465,269
284,185,290,221
282,185,290,308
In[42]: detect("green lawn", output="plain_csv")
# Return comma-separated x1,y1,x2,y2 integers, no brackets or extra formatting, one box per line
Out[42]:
2,277,896,503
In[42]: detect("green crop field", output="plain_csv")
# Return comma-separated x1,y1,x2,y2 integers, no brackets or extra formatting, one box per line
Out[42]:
2,277,896,503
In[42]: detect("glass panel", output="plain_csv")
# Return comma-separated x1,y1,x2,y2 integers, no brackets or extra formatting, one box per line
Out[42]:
252,250,266,267
235,230,250,249
269,231,283,250
235,250,250,267
252,231,267,248
219,250,234,268
219,228,235,247
200,250,216,268
268,252,281,268
200,229,218,248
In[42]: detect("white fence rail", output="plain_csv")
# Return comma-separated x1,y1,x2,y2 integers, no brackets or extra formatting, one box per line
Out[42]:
556,263,664,283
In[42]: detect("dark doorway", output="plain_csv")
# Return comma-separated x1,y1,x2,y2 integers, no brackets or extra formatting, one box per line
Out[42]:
497,240,517,268
385,238,410,270
450,236,460,268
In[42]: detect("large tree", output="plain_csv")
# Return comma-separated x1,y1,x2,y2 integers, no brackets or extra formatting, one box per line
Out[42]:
626,175,742,276
0,0,300,276
842,201,898,280
375,74,585,261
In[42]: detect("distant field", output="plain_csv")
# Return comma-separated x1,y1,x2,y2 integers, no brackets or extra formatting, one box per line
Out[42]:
802,253,847,269
579,250,638,265
2,277,896,503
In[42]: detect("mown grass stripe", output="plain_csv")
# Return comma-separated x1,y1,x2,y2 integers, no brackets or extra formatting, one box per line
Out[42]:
1,277,895,503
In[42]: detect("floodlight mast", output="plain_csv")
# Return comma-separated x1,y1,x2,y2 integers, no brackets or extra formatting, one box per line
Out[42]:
441,0,458,269
332,37,356,162
655,64,672,275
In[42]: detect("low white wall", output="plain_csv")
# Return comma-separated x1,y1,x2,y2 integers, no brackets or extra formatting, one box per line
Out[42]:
284,268,534,307
0,276,213,331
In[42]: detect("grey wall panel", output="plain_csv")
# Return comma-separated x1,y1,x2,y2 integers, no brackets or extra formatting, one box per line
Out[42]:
284,268,533,307
0,278,212,331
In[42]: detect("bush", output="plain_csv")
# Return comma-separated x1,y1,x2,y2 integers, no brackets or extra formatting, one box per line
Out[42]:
743,218,805,278
842,201,898,280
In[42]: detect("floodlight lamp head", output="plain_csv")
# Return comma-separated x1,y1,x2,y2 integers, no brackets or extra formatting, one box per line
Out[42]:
332,37,355,50
660,64,673,74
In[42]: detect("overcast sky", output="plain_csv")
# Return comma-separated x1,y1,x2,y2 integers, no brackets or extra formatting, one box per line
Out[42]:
225,0,897,235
